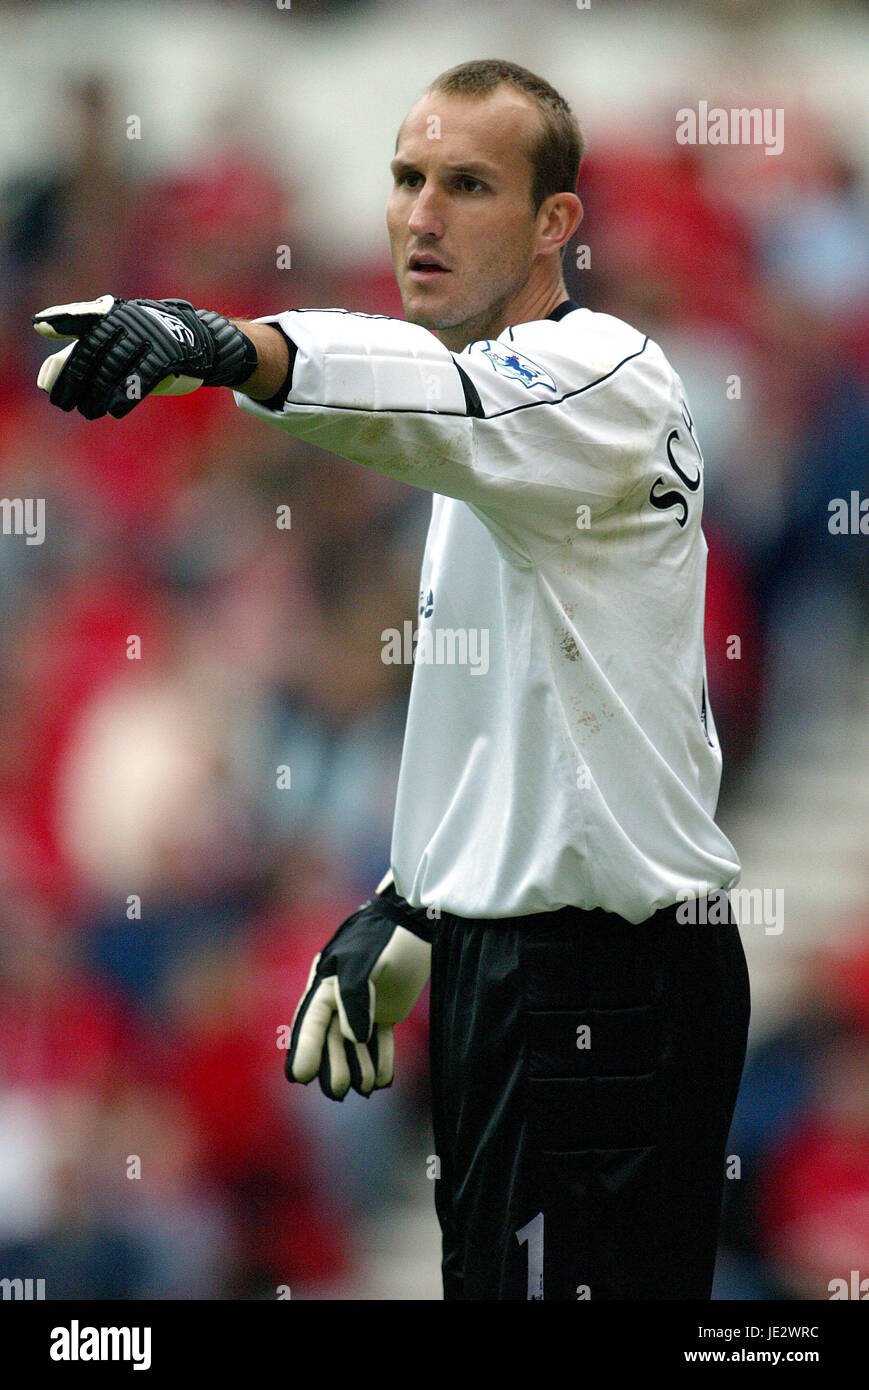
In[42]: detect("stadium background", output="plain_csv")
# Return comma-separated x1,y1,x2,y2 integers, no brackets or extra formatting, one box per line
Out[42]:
1,0,868,1299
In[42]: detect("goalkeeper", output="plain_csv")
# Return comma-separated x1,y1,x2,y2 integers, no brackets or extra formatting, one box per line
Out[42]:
33,60,750,1301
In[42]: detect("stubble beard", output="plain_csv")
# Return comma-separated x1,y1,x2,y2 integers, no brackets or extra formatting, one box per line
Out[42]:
402,258,531,351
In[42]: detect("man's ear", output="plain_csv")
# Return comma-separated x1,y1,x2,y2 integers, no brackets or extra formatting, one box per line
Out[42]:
537,192,583,258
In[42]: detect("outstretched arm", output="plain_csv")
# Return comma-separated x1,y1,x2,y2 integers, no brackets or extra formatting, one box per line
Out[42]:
229,319,291,401
34,291,662,561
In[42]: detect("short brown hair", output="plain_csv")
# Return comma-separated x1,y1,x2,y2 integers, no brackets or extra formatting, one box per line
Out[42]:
427,58,584,212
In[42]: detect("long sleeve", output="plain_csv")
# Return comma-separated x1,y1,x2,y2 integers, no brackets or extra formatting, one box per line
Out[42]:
234,306,673,562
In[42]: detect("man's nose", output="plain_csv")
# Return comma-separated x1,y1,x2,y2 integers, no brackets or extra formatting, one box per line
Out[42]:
407,183,445,239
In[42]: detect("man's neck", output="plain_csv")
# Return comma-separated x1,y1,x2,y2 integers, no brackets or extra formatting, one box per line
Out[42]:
436,279,571,352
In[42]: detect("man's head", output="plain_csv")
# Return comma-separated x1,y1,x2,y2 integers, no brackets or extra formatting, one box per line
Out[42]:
387,59,584,351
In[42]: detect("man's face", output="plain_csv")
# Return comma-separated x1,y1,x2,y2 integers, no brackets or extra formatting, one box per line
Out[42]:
387,87,544,349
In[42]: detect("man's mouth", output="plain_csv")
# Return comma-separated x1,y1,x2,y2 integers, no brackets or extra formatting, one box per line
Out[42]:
407,253,451,282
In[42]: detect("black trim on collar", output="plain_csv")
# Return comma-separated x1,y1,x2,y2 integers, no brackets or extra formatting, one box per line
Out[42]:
547,298,579,322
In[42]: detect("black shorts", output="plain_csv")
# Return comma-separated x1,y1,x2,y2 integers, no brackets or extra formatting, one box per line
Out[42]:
429,897,751,1300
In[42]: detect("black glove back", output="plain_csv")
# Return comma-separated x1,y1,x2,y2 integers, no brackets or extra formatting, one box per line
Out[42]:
32,296,257,420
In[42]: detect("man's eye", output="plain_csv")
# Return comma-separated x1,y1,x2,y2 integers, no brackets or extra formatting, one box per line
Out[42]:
399,172,423,187
457,176,484,193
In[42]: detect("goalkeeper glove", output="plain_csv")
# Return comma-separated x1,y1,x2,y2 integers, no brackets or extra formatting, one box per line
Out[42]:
287,872,433,1101
32,293,258,419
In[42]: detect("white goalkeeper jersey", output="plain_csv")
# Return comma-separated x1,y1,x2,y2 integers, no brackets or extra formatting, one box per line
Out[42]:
235,299,740,923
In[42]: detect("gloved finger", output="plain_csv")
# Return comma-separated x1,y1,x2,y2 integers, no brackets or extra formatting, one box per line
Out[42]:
347,1038,376,1097
319,1013,351,1100
372,1024,395,1089
108,350,189,414
79,336,151,421
32,294,117,341
49,323,124,412
90,345,202,419
106,363,159,419
334,972,375,1045
287,974,336,1083
37,342,77,395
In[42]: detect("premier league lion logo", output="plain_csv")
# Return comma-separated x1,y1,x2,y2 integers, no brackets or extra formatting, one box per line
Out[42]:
479,342,557,392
